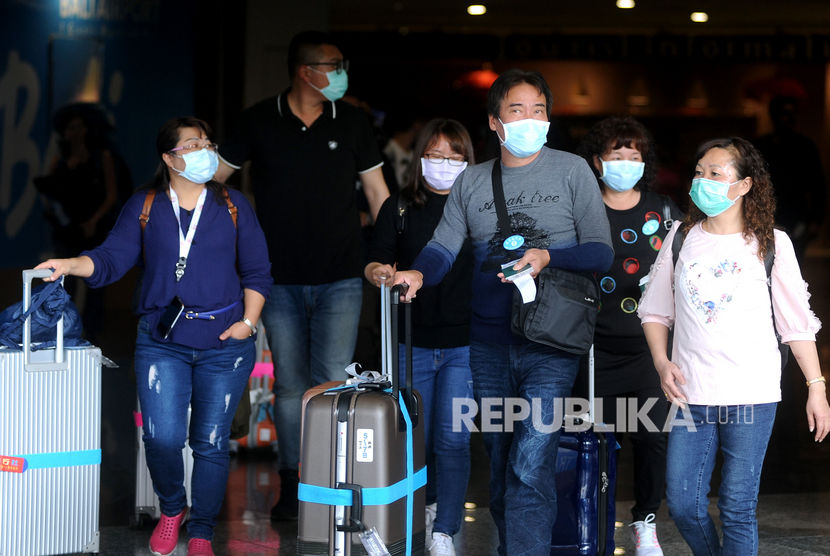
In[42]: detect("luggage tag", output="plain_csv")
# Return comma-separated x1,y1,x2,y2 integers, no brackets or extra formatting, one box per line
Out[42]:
359,527,391,556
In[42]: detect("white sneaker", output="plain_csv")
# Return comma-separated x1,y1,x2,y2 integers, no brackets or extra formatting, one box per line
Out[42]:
424,503,437,548
630,513,663,556
429,532,455,556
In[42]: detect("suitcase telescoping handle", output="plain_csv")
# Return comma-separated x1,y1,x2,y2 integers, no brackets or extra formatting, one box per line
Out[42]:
380,282,417,424
21,268,68,372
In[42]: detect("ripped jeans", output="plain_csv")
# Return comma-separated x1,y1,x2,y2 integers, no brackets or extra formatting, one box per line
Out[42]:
134,318,254,541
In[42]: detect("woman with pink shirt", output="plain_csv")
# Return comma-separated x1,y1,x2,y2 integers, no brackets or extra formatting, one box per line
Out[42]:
638,136,830,555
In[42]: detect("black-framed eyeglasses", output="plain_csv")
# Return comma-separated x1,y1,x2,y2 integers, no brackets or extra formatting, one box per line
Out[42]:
424,153,467,166
304,60,350,75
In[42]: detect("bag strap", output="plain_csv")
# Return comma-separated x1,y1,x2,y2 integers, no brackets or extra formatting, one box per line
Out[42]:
395,195,408,235
662,197,674,230
220,186,238,229
139,190,155,232
490,159,513,238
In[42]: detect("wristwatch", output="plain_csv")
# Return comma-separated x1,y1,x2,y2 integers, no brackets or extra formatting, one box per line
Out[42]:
241,317,257,336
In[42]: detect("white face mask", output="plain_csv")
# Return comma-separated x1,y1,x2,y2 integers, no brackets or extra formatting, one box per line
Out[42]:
600,160,645,192
174,148,219,184
421,158,467,191
498,118,550,158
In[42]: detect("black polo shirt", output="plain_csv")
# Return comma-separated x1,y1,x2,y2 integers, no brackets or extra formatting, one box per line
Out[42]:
219,91,383,285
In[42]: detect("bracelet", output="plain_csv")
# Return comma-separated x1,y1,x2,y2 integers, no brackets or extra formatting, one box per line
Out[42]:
806,376,826,387
240,317,257,336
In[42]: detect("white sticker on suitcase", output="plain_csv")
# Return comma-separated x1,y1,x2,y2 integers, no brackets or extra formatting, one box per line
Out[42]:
356,429,374,462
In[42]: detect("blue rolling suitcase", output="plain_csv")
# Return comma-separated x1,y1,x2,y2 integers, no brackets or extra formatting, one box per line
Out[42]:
551,346,617,555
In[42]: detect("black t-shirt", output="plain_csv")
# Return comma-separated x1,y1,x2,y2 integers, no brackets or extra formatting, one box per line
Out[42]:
595,190,683,353
219,91,383,284
368,190,473,348
588,190,683,394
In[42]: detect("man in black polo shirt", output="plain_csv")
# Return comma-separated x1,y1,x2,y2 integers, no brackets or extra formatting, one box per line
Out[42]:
216,30,389,521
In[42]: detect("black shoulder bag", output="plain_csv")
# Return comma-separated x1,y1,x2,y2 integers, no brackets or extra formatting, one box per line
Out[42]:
490,161,600,354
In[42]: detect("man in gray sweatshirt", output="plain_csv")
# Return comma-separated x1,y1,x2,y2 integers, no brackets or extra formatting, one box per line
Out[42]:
394,69,613,555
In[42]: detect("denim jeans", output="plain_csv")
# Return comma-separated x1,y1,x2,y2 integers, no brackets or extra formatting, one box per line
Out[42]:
262,278,362,470
134,318,254,541
666,403,777,556
470,340,580,556
400,345,473,537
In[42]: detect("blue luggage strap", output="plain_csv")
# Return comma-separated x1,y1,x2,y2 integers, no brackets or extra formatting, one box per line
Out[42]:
298,390,425,556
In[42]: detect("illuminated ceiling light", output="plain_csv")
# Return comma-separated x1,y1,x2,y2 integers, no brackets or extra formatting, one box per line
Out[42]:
467,4,487,15
690,11,709,23
614,548,627,555
616,0,635,8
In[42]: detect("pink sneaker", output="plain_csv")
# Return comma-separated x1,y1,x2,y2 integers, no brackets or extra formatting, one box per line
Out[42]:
187,538,215,556
149,509,187,556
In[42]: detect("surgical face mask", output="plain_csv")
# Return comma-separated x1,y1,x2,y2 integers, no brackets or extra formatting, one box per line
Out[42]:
309,67,348,101
498,118,550,158
421,158,467,191
600,160,645,192
690,177,740,217
173,148,219,184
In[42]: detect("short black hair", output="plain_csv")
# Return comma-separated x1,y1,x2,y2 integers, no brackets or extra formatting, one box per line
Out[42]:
577,116,657,192
287,30,338,79
486,69,553,119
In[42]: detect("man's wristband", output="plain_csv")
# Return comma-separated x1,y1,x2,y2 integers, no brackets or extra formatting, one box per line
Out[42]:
240,317,257,336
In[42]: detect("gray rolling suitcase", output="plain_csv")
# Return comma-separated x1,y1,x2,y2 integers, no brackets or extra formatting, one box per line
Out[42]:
0,269,101,555
297,284,426,556
133,403,194,525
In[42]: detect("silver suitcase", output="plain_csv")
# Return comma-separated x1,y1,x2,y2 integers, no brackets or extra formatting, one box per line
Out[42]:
0,269,101,555
133,404,194,525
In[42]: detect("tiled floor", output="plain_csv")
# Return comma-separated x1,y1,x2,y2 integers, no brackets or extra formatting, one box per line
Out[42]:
49,249,830,554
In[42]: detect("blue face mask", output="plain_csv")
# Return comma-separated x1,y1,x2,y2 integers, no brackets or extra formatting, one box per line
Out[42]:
498,118,550,158
175,149,219,184
310,68,349,101
689,177,740,217
600,160,645,192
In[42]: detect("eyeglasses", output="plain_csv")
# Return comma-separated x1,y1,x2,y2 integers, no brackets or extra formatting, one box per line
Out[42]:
304,60,350,75
424,153,467,166
168,141,217,155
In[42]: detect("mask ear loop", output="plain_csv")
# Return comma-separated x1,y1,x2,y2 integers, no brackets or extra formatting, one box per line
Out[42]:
495,118,508,145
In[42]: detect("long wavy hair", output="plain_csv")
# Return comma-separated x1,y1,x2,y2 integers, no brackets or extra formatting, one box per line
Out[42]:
683,137,776,260
144,117,225,203
577,116,657,192
401,118,475,208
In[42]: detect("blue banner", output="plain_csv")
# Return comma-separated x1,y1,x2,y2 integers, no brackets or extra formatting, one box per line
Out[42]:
1,0,195,267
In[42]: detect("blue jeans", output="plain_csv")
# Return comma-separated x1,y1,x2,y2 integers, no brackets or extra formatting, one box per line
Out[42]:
470,340,580,556
262,278,362,470
134,318,254,541
400,345,473,537
666,403,777,556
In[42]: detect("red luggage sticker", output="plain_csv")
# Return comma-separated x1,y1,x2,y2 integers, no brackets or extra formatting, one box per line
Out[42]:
0,455,27,473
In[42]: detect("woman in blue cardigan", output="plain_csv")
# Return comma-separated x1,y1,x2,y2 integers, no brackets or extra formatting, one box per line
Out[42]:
36,117,272,556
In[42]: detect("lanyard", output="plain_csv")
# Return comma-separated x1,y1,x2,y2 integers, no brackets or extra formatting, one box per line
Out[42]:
169,186,207,281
